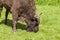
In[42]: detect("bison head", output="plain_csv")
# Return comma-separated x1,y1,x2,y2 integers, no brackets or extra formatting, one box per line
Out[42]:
26,14,40,32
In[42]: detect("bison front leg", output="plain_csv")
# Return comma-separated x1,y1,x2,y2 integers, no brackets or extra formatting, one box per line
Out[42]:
12,9,18,33
5,9,10,24
0,4,3,17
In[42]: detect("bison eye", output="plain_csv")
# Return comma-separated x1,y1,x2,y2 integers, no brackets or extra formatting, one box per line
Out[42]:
31,19,34,22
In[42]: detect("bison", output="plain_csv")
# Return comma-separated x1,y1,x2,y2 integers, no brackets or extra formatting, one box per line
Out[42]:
0,0,40,33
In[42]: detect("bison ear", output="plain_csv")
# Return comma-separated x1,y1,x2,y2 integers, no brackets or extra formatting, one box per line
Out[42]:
34,13,40,23
34,13,42,19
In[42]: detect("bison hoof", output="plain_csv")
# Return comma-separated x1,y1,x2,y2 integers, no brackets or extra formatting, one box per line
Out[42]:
4,22,7,25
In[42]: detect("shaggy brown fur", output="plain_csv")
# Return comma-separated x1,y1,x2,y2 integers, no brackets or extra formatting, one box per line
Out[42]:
0,0,40,32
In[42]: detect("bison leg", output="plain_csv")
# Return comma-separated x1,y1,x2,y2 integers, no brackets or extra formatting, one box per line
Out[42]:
12,9,18,33
12,13,18,33
0,4,3,17
5,9,10,24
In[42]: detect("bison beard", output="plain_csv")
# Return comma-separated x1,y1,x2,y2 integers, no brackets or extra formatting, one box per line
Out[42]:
0,0,40,32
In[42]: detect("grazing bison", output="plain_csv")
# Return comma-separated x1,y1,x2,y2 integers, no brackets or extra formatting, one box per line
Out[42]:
0,0,40,32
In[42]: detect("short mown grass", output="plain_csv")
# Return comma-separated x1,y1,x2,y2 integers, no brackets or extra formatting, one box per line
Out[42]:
0,5,60,40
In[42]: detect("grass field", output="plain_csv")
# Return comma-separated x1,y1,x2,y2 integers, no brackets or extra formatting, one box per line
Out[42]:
0,5,60,40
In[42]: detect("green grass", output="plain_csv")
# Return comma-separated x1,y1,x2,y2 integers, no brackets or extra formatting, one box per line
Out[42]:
36,0,60,5
0,5,60,40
